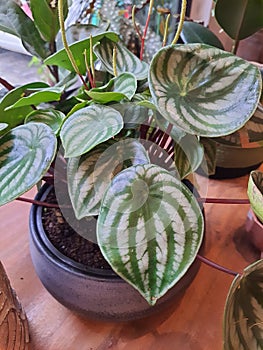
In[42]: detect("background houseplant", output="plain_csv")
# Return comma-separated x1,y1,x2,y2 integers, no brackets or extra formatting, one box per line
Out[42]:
2,0,260,346
180,0,263,177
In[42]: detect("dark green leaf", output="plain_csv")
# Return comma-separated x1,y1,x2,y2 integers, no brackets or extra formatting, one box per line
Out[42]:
215,0,263,41
181,21,224,49
0,0,49,58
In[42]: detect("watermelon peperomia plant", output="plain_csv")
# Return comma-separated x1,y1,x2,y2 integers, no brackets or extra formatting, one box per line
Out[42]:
0,0,263,347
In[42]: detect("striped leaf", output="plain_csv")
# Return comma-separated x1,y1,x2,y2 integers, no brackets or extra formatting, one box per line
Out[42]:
6,86,64,109
86,73,137,103
224,259,263,350
216,103,263,148
25,109,65,135
68,139,150,219
247,171,263,223
60,105,123,158
94,37,148,80
44,32,119,74
0,123,57,205
97,164,204,305
199,137,217,176
112,102,150,129
174,135,204,179
149,44,262,137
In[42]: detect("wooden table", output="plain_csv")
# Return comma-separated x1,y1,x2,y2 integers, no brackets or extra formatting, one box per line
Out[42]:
0,168,261,350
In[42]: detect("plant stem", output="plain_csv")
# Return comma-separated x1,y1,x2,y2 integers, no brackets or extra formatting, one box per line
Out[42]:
113,45,118,77
49,41,59,83
132,5,142,41
0,77,15,91
232,39,240,55
199,198,250,205
197,254,239,276
57,0,89,90
171,0,187,45
16,197,60,208
140,0,154,61
89,35,95,85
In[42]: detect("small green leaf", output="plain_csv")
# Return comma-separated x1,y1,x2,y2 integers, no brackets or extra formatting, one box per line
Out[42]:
224,259,263,350
0,0,49,58
60,104,123,157
0,123,57,205
248,171,263,223
174,135,204,179
68,139,150,219
149,44,262,137
215,0,263,41
0,82,49,134
97,164,204,305
44,32,119,74
25,109,65,135
6,86,64,109
94,37,149,80
30,0,68,42
181,21,224,49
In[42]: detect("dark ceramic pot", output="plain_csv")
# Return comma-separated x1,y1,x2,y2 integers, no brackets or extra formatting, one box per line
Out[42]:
29,184,203,322
246,209,263,256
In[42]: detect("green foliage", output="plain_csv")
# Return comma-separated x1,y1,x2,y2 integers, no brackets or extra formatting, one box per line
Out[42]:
248,171,263,223
224,259,263,350
0,0,49,58
215,0,263,41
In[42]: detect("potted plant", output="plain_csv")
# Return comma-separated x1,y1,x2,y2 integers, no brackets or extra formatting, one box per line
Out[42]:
180,0,263,178
246,170,263,254
0,0,263,344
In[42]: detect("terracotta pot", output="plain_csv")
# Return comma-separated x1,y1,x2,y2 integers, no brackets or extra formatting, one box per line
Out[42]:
29,184,204,322
245,209,263,255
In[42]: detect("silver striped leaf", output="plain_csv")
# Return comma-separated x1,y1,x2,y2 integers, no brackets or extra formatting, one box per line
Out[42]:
149,44,262,137
60,104,123,158
247,170,263,223
216,103,263,148
68,139,150,219
25,109,65,135
0,123,57,205
94,37,148,80
86,73,137,103
174,134,204,179
224,259,263,350
97,164,204,305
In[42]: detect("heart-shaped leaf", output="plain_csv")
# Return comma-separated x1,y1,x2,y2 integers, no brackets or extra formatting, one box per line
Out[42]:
6,86,64,109
44,32,119,74
60,104,123,157
97,164,204,305
247,170,263,223
68,139,150,219
94,37,149,80
149,44,261,137
25,109,65,135
224,259,263,350
86,73,137,103
215,0,263,41
0,123,57,205
181,21,224,49
0,0,49,58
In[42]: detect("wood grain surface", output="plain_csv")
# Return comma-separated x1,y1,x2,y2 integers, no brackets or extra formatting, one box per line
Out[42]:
0,166,262,350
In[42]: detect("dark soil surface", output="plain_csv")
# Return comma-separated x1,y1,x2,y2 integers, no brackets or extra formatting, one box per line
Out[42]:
42,189,111,270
